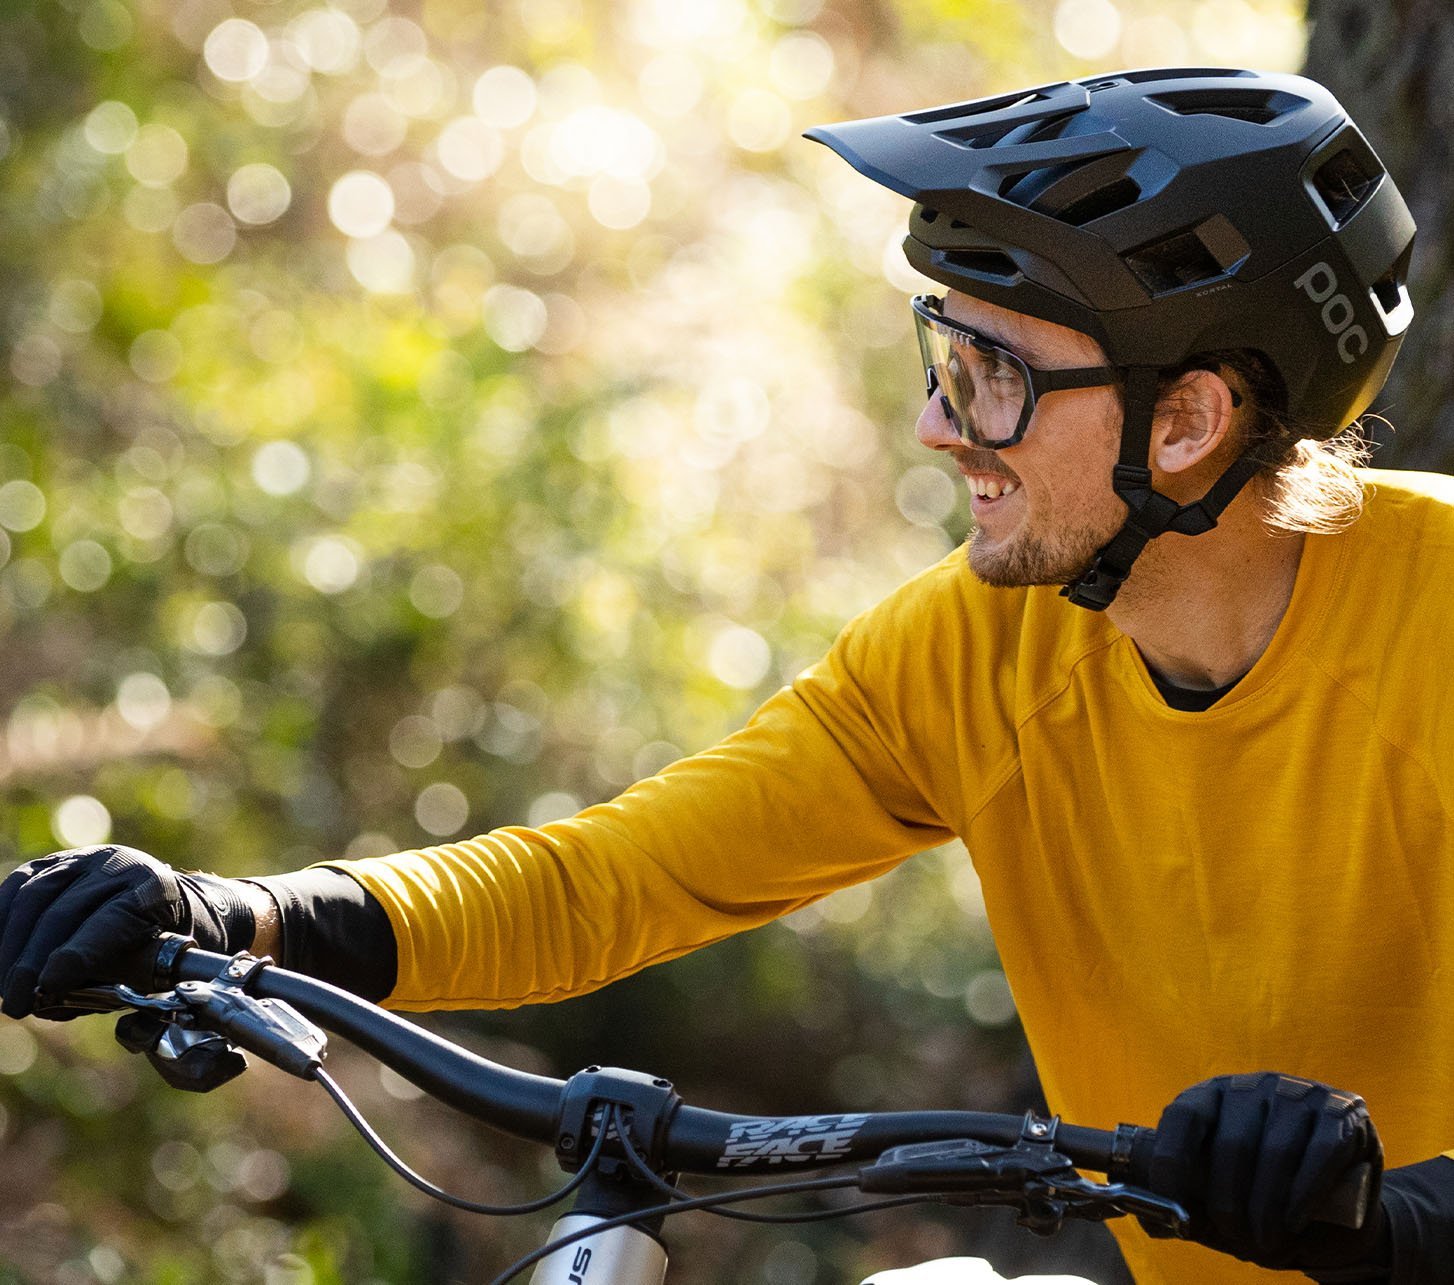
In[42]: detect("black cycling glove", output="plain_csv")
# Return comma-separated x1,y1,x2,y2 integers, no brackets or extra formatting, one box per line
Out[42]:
0,845,255,1018
1142,1071,1386,1275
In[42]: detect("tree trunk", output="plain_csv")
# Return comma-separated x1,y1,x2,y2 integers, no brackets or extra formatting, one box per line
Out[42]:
1303,0,1454,469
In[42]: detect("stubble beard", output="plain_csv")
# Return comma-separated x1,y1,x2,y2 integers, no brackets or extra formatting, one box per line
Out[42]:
965,513,1117,589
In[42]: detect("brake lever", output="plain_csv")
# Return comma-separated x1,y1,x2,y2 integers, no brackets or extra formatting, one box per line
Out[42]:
46,951,329,1086
857,1111,1189,1238
31,984,189,1018
170,978,327,1079
1030,1171,1189,1235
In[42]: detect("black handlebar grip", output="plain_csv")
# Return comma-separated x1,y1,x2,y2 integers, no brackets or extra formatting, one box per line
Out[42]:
112,931,197,993
1122,1125,1374,1230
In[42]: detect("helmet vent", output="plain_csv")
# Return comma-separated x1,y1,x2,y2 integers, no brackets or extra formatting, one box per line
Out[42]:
1118,67,1246,84
1124,227,1232,295
1309,146,1381,226
941,111,1076,151
1053,176,1142,226
1370,271,1403,316
998,153,1145,226
904,90,1045,127
943,249,1020,281
1148,88,1308,125
944,120,1032,150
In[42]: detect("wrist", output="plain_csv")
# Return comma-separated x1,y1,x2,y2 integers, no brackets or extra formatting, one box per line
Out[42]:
236,880,284,959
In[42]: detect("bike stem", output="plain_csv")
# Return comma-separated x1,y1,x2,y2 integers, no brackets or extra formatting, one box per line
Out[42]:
529,1171,669,1285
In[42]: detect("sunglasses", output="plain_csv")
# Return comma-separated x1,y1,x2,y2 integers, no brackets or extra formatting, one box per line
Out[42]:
911,294,1119,449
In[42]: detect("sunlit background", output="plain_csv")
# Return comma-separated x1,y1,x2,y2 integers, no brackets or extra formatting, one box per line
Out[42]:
0,0,1305,1281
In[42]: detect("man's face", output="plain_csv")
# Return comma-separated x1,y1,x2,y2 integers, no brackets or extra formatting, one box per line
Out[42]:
915,291,1125,589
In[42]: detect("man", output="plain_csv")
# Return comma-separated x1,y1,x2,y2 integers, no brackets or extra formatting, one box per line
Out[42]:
1,69,1450,1282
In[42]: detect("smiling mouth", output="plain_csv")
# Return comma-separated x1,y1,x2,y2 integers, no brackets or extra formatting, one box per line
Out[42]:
966,473,1018,499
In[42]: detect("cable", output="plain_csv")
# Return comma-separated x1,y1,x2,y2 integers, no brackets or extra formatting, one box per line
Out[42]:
487,1170,900,1285
609,1103,925,1226
313,1066,607,1216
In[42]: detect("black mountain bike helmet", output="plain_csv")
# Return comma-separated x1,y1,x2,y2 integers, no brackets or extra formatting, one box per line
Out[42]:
806,68,1416,609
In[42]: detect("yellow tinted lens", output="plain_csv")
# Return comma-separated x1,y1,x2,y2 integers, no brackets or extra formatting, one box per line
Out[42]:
919,315,1026,444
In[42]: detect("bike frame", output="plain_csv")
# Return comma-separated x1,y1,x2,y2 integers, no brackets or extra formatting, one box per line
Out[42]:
530,1213,667,1285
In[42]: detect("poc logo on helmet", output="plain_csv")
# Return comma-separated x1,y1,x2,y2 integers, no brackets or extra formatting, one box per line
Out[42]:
1294,262,1368,365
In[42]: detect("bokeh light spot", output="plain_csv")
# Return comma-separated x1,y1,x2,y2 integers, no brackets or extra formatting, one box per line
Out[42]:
288,8,361,75
346,230,416,293
203,18,269,83
0,480,46,532
965,968,1018,1027
117,672,172,731
328,170,394,238
189,601,248,654
52,795,112,847
436,117,504,183
473,65,536,128
9,336,62,388
252,440,311,495
482,285,547,352
59,540,113,592
363,15,427,74
410,564,464,617
769,32,835,99
295,535,363,593
895,465,958,527
84,100,139,154
415,782,469,836
708,624,771,689
1054,0,1123,59
527,790,581,827
0,1026,38,1076
125,123,189,187
390,715,443,769
227,163,291,225
172,202,236,264
129,330,184,383
184,522,250,575
588,176,651,230
343,93,409,156
49,280,104,333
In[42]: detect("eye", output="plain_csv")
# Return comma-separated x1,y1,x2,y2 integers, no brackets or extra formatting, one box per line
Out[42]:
988,360,1022,393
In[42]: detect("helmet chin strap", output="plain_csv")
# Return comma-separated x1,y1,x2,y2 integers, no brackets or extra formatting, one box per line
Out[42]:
1061,366,1265,612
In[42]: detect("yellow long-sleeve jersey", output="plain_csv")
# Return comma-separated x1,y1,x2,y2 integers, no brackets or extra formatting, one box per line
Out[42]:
337,469,1454,1283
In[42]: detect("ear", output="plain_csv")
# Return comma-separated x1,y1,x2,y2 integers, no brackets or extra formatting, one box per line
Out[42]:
1149,368,1236,475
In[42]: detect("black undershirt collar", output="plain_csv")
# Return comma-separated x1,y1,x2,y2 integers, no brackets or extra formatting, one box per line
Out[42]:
1148,669,1246,712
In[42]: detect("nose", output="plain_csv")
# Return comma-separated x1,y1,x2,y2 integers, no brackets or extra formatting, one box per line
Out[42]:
916,390,960,450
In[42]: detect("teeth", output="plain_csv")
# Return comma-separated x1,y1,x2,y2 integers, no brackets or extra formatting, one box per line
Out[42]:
972,476,1017,498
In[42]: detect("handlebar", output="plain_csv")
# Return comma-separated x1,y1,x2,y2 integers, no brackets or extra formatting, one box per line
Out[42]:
114,942,1139,1177
57,936,1373,1234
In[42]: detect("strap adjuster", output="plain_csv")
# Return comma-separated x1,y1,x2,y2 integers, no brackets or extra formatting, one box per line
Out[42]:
1110,463,1153,492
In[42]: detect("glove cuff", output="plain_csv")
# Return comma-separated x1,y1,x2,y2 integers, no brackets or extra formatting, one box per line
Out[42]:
178,873,256,953
1381,1155,1454,1285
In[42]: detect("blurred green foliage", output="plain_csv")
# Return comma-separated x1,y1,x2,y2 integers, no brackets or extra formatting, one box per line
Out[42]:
0,0,1305,1279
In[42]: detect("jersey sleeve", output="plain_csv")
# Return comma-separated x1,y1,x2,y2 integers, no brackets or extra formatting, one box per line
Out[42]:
330,607,958,1011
